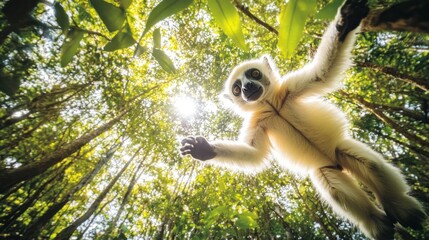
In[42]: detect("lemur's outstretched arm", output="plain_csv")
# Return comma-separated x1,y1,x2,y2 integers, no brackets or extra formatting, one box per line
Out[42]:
285,0,369,96
180,126,270,171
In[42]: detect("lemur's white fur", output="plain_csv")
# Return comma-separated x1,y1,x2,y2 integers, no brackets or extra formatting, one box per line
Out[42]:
182,3,426,240
214,13,357,173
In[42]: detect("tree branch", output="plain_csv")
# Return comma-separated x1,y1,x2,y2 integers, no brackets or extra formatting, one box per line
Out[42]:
340,91,429,149
234,0,429,35
71,26,111,41
233,0,278,35
362,0,429,34
356,61,429,92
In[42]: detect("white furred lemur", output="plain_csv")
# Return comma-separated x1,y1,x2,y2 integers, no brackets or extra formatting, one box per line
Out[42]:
180,0,426,239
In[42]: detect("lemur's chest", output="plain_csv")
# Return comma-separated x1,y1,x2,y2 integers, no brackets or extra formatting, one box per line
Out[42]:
249,97,349,157
249,96,292,126
248,90,291,125
251,95,347,131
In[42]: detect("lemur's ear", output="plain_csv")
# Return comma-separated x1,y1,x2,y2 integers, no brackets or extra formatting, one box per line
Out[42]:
260,54,274,72
219,92,232,102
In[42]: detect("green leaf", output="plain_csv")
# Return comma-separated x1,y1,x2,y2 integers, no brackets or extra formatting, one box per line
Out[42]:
120,0,132,10
0,73,20,96
90,0,126,32
207,0,248,51
315,0,344,20
143,0,193,36
153,28,161,49
236,212,258,230
104,30,136,51
134,45,148,57
152,49,176,73
60,30,84,67
278,0,317,58
208,206,229,219
54,2,69,33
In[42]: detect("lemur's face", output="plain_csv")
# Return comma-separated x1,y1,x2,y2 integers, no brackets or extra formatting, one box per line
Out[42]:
231,68,269,102
223,56,278,111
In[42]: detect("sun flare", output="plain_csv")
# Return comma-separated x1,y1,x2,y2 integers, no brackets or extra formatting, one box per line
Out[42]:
172,96,197,118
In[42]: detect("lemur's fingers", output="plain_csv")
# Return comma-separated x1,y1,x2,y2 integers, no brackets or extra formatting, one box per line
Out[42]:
179,136,216,161
181,136,196,146
180,150,192,156
180,145,194,153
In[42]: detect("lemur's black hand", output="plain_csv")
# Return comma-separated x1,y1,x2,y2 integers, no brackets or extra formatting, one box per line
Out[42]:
337,0,369,41
180,136,216,161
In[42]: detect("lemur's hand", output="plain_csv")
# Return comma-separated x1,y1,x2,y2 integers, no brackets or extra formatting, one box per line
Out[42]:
337,0,369,41
180,136,216,161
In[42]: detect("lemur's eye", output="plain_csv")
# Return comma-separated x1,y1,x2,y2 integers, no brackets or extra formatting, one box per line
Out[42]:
232,80,241,96
246,68,262,80
232,85,241,96
251,69,261,79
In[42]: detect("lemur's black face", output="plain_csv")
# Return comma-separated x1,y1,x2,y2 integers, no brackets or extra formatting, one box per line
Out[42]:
232,68,266,102
223,56,276,108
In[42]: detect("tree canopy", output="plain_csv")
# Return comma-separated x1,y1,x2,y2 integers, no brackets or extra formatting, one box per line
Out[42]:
0,0,428,239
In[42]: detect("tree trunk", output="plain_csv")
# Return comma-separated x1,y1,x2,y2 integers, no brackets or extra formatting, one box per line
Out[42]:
0,119,46,154
23,145,118,239
0,109,127,193
289,179,336,240
0,164,64,233
342,91,429,149
54,149,139,240
103,155,145,238
362,0,429,34
0,112,31,130
0,83,90,130
269,205,294,240
356,61,429,92
76,193,117,240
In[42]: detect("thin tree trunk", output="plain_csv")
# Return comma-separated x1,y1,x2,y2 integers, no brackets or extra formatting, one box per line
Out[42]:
381,132,429,160
76,193,118,240
23,144,119,239
0,83,89,130
0,109,127,193
54,148,140,240
103,155,145,238
290,179,336,240
356,61,429,92
0,163,66,233
0,182,25,203
268,205,294,239
342,91,429,149
0,112,31,130
0,119,47,153
154,217,168,240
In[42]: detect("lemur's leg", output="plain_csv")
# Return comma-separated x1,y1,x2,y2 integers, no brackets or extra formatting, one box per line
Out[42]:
336,139,426,229
286,0,369,95
310,167,394,240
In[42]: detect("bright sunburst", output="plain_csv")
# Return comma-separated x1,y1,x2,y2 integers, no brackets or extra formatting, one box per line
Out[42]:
172,96,197,119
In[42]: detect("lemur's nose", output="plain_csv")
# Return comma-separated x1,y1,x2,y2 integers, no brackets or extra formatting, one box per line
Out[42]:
243,82,256,92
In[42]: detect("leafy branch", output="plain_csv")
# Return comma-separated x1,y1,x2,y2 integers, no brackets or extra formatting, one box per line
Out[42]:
233,0,278,35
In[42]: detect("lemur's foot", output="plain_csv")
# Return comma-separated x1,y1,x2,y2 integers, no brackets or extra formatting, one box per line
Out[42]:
337,0,369,41
383,194,427,230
